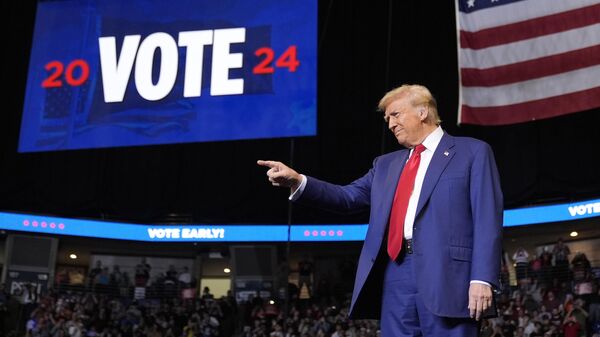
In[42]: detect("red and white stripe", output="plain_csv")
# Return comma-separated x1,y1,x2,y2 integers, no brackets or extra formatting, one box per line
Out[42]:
456,0,600,125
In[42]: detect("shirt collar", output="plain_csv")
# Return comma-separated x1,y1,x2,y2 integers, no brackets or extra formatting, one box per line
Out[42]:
411,126,444,154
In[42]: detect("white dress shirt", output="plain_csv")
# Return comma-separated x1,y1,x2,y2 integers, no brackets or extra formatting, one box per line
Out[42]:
402,126,443,239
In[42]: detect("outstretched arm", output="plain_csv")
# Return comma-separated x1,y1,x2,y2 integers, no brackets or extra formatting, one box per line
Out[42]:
257,159,374,214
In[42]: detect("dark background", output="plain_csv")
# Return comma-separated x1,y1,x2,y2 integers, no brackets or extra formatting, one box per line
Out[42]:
2,0,599,225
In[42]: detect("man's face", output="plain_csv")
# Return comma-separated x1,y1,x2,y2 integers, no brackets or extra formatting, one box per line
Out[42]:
384,97,425,148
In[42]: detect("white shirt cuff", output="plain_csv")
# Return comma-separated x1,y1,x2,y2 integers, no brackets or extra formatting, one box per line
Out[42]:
470,280,492,287
288,175,307,201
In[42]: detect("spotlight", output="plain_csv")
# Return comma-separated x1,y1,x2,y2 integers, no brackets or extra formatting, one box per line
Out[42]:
570,231,578,237
224,268,231,273
69,254,77,259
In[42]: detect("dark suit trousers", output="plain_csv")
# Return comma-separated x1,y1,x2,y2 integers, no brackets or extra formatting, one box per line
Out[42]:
381,253,478,337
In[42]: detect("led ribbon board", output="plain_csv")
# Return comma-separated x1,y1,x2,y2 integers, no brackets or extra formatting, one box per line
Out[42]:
1,198,598,241
289,225,369,242
503,198,600,227
20,0,317,152
0,212,289,242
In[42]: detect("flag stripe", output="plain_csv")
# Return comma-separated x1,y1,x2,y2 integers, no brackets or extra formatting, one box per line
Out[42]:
460,4,600,50
461,45,600,87
460,87,600,125
457,0,600,125
459,0,599,31
459,24,600,69
461,65,600,107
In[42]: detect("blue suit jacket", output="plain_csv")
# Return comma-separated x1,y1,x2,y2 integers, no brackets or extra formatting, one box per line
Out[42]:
298,133,503,318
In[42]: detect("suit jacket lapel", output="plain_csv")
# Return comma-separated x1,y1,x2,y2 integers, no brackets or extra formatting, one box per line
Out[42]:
415,133,455,218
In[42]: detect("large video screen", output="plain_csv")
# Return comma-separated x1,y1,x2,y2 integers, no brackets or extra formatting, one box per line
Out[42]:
19,0,317,152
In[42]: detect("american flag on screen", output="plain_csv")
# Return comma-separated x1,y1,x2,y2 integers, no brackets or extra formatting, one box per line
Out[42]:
456,0,600,125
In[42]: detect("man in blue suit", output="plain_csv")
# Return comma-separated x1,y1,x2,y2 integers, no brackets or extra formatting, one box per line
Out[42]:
258,84,503,337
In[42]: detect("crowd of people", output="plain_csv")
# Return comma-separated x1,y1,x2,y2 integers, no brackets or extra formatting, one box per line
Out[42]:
486,240,599,337
56,260,196,300
9,288,378,337
2,240,599,337
15,289,235,337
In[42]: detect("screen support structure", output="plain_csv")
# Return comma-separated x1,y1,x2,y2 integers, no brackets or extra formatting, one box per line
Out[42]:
283,138,295,330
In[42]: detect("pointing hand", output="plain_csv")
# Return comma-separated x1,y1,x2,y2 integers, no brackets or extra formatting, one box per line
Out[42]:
257,160,302,190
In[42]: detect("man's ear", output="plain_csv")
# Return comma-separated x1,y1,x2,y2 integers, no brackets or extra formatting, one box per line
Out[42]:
419,106,429,121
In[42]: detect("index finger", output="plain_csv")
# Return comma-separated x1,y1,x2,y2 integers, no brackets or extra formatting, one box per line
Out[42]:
257,160,279,168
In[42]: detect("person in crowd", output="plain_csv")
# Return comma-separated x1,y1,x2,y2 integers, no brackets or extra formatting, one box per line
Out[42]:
572,253,594,307
179,266,192,289
523,294,539,315
88,261,103,289
109,265,123,295
94,267,110,294
134,257,152,287
543,291,562,313
569,298,588,336
202,287,214,300
514,248,530,285
527,278,544,303
164,265,179,298
119,271,131,297
165,265,178,284
531,254,543,281
297,257,314,298
552,238,571,283
540,249,554,288
270,323,284,337
530,322,544,337
490,324,506,337
562,315,581,337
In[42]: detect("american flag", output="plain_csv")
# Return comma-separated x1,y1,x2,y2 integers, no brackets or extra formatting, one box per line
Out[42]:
456,0,600,125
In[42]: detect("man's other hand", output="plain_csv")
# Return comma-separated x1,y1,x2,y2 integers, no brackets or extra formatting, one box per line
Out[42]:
468,283,493,321
257,160,302,191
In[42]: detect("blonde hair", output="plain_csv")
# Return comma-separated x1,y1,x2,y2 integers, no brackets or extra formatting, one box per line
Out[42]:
378,84,441,125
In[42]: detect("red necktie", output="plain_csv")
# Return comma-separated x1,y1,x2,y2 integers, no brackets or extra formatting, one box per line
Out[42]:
387,144,426,260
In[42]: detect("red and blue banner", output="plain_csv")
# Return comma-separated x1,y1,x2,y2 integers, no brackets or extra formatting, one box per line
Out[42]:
20,0,317,152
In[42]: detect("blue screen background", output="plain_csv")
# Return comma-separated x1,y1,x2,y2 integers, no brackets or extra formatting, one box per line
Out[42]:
19,0,317,152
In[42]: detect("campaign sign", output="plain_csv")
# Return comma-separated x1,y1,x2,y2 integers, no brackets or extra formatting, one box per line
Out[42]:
19,0,317,152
